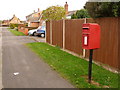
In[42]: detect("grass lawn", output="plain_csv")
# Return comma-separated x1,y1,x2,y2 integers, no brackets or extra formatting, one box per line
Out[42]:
26,42,119,88
9,29,25,36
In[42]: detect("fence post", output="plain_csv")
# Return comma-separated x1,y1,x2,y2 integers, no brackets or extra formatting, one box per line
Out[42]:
45,21,47,43
83,18,87,58
63,19,65,49
50,20,52,45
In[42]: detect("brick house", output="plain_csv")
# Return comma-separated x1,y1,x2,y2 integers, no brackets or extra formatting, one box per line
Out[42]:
9,14,21,24
2,20,10,26
64,2,77,19
26,8,43,27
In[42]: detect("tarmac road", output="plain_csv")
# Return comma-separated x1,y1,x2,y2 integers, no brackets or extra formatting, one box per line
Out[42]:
0,27,2,89
2,27,74,88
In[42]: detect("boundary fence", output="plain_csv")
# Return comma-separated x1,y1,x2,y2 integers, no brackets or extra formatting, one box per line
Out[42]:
46,17,119,69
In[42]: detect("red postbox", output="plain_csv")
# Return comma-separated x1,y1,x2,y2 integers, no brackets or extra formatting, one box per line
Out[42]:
82,23,100,49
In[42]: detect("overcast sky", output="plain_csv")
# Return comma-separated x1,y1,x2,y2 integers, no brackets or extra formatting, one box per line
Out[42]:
0,0,88,20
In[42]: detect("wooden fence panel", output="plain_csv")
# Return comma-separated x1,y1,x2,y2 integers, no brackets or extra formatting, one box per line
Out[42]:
52,20,63,48
46,18,118,69
86,18,95,23
65,19,84,55
46,21,50,43
86,17,118,68
118,17,120,70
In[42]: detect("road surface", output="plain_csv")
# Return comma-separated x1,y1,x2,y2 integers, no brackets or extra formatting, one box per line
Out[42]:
0,27,2,89
2,27,74,88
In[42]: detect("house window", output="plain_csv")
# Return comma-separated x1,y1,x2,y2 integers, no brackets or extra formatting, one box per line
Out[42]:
28,22,30,27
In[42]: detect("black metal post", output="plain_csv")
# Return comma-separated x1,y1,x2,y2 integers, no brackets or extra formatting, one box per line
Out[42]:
88,49,93,83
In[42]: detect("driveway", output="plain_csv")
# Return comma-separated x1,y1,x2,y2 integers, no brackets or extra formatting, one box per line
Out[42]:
2,27,74,88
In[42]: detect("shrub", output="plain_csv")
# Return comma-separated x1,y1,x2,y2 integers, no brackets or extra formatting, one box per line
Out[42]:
71,9,90,19
85,2,120,18
25,23,28,27
9,24,19,29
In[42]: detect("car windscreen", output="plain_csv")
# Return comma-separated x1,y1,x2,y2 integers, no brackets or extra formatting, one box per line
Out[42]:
41,26,46,30
37,30,45,32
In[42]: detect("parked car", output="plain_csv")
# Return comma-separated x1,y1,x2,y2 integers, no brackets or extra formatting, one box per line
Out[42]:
28,26,41,36
36,26,46,37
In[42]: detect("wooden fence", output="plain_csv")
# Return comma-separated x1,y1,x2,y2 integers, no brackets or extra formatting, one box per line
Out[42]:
46,17,119,69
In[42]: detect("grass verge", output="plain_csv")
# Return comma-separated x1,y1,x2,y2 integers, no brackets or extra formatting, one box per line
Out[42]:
9,29,25,36
26,42,118,88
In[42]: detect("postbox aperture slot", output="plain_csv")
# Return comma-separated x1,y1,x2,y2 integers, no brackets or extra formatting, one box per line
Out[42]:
83,27,89,30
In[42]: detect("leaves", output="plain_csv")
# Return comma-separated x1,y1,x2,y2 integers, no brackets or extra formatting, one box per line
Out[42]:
71,14,78,19
76,9,90,18
85,1,120,18
71,9,90,19
42,6,66,21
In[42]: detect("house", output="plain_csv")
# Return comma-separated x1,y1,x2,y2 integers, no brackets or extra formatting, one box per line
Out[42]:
26,8,43,27
9,14,21,24
64,2,77,19
2,20,10,26
20,21,27,24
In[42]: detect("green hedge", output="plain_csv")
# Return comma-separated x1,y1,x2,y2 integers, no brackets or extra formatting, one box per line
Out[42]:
9,24,19,29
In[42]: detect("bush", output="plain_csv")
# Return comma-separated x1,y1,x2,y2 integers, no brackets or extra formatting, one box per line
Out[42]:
71,14,78,19
85,2,120,18
25,23,28,27
9,24,19,29
71,9,90,19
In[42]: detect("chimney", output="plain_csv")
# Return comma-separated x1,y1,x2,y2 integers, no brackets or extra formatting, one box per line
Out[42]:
34,10,35,13
13,14,15,17
38,13,40,17
38,8,40,12
64,2,68,15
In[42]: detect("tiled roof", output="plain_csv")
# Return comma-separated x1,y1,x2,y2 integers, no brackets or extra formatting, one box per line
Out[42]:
27,16,40,22
9,15,20,22
26,11,42,22
26,12,36,18
67,10,77,16
3,20,9,23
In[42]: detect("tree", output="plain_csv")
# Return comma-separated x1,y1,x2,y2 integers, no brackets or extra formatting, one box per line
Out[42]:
76,9,90,18
71,14,78,19
42,6,66,21
84,1,120,18
71,9,90,19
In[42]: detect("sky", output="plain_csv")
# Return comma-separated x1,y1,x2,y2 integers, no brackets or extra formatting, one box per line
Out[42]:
0,0,88,21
